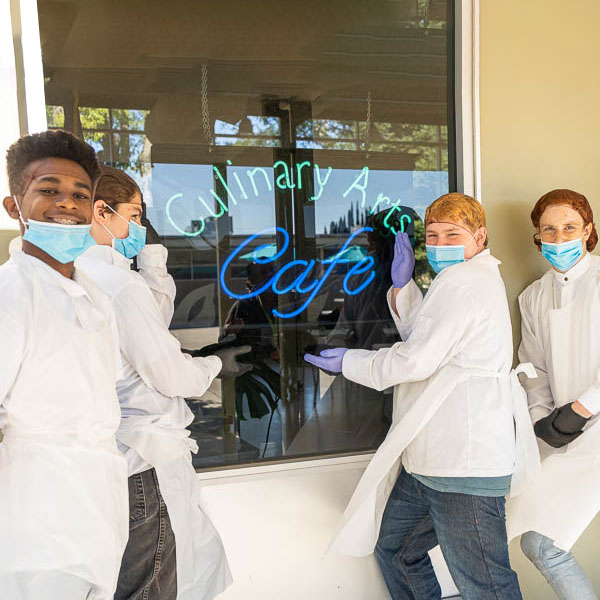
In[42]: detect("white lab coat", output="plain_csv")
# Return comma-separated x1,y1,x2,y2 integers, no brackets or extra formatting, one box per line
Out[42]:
507,252,600,551
331,250,540,556
0,250,128,599
137,244,177,324
77,244,232,600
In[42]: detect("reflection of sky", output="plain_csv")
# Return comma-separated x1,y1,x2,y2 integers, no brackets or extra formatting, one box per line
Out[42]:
314,169,447,229
145,163,213,236
142,162,448,236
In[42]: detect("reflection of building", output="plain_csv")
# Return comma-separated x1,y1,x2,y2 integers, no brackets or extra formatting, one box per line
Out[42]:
186,216,233,237
39,0,455,482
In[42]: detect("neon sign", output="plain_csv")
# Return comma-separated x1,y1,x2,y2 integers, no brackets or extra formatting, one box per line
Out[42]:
219,226,376,319
165,162,408,237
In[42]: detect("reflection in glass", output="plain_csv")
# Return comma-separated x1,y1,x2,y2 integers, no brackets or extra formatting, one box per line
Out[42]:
38,0,453,469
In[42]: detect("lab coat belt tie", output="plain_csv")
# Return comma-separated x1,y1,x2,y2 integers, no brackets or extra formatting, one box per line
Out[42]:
117,424,199,467
1,426,117,448
465,362,540,496
327,361,541,557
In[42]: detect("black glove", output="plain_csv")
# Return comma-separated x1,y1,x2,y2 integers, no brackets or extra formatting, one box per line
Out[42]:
183,337,237,358
534,408,584,448
141,201,162,245
212,344,253,378
553,402,591,434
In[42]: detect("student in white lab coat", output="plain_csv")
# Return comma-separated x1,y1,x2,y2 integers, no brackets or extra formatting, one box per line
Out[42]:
77,165,249,600
305,193,539,600
0,130,128,599
507,189,600,600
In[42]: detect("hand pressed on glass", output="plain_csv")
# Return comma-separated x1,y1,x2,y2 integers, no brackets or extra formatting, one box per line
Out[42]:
303,348,348,373
391,231,415,288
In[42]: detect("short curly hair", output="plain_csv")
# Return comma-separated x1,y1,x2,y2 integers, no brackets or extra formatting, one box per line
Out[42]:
531,189,597,252
6,129,100,196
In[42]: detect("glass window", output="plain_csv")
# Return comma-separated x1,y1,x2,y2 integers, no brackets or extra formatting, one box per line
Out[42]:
38,0,455,468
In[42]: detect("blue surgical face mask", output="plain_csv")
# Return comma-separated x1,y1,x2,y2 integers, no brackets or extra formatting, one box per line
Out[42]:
101,203,146,259
541,238,584,272
13,196,95,264
426,244,466,274
426,230,480,274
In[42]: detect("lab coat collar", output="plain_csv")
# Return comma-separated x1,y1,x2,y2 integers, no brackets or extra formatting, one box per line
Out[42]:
552,251,590,286
470,248,492,261
81,243,133,271
13,250,88,298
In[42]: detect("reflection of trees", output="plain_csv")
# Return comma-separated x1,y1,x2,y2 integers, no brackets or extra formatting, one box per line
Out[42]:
46,104,150,176
78,107,150,177
295,119,448,171
325,200,370,234
46,105,65,128
368,122,448,171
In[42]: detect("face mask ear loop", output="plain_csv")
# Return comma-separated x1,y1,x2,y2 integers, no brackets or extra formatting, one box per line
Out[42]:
468,228,483,250
104,202,131,226
13,173,37,230
100,219,116,240
12,196,28,230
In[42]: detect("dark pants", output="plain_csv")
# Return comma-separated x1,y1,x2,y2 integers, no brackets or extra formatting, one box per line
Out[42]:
115,468,177,600
375,468,522,600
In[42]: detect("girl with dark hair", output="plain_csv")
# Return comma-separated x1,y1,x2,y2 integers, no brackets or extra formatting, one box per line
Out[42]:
508,189,600,600
78,164,240,600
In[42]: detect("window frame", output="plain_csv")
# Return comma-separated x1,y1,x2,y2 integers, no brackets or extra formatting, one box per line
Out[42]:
10,0,481,476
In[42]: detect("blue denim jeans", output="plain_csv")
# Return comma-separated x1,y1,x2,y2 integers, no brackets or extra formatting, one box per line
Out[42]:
375,468,522,600
520,531,598,600
115,468,177,600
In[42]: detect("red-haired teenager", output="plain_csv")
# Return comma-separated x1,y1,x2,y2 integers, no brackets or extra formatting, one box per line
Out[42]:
306,193,537,600
508,189,600,600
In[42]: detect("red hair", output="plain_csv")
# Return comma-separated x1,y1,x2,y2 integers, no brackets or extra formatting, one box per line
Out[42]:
425,193,488,247
531,189,597,251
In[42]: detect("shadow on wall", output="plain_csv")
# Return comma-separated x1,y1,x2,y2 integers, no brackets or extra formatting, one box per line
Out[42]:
485,198,549,360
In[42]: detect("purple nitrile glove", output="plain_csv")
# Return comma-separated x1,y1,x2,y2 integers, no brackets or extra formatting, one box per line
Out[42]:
391,231,415,288
303,348,349,373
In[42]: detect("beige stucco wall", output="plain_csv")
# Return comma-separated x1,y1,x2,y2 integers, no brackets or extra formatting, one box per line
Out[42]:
0,229,19,264
480,0,600,596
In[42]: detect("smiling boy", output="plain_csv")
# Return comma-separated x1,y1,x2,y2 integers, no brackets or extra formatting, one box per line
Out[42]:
0,130,128,599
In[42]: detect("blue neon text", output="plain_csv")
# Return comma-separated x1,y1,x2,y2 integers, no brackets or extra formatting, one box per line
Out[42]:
220,226,375,319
